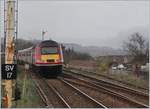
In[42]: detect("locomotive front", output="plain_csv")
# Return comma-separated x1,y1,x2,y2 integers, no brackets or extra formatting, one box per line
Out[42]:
34,40,64,77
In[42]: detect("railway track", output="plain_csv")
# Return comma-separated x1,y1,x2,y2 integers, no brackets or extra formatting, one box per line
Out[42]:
30,73,70,108
65,67,149,92
28,68,148,108
63,68,149,95
47,79,107,108
63,70,149,108
30,72,107,108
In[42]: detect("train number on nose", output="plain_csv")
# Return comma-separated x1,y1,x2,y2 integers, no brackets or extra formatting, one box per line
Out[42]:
2,64,17,79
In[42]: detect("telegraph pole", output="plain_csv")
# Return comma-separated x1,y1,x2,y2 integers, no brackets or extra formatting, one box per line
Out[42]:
2,0,18,108
42,30,47,41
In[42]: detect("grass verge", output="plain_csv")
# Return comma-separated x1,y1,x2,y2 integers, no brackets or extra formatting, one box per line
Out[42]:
13,66,44,108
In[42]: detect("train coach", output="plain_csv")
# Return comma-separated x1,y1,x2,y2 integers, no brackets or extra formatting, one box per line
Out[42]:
18,40,64,77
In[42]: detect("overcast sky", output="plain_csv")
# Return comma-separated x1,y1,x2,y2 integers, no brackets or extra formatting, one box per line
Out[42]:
1,1,149,48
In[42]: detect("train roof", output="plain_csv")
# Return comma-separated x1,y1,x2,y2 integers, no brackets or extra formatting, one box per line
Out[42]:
39,40,59,47
18,40,59,52
18,47,33,52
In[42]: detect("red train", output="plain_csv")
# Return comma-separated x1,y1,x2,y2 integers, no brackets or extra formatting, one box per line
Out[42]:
18,40,64,77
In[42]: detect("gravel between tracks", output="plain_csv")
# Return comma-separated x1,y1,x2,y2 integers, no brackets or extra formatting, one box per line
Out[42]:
47,79,103,108
62,71,148,108
63,71,149,105
31,72,69,108
67,68,149,93
63,78,143,108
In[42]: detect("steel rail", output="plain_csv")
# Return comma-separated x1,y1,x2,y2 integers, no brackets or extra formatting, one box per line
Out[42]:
64,69,149,96
45,80,71,108
59,78,107,108
93,80,149,98
35,86,47,105
86,70,149,91
31,74,53,108
63,78,148,108
62,73,149,108
65,67,149,91
31,72,71,108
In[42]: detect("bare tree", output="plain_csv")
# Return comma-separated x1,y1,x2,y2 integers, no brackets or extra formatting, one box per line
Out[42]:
123,32,149,64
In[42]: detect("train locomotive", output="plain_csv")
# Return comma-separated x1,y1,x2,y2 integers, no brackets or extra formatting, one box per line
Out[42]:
18,40,64,77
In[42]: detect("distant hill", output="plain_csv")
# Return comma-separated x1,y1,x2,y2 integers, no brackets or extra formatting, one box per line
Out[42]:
1,37,126,57
62,27,149,57
62,43,126,57
1,38,35,52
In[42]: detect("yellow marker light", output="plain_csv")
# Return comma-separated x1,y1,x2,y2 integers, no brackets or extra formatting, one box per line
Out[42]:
55,59,60,62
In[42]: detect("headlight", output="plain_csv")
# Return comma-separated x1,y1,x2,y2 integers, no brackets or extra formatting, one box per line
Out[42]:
37,59,45,63
36,59,41,62
55,59,60,62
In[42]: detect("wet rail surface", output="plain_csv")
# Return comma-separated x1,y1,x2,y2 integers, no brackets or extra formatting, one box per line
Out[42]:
30,73,70,108
62,69,149,108
28,67,148,108
63,68,149,97
47,79,107,108
30,71,107,108
65,67,149,92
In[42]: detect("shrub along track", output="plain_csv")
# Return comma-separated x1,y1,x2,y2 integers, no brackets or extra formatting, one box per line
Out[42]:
62,69,149,108
65,67,149,93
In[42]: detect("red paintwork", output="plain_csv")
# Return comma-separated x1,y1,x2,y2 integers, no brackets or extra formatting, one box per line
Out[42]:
35,62,63,64
35,46,41,62
57,47,61,61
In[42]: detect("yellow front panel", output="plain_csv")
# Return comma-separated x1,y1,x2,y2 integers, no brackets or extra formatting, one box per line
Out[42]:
41,54,59,62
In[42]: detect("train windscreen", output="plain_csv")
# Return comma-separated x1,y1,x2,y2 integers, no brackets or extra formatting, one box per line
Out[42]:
41,47,58,54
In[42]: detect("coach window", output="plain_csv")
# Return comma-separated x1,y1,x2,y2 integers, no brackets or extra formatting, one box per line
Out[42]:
29,51,31,56
28,52,30,56
27,51,29,56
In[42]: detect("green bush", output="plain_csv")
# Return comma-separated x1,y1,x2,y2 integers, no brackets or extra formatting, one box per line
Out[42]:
99,63,108,72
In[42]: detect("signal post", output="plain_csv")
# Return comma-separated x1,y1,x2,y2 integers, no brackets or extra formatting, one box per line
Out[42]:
2,0,18,108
